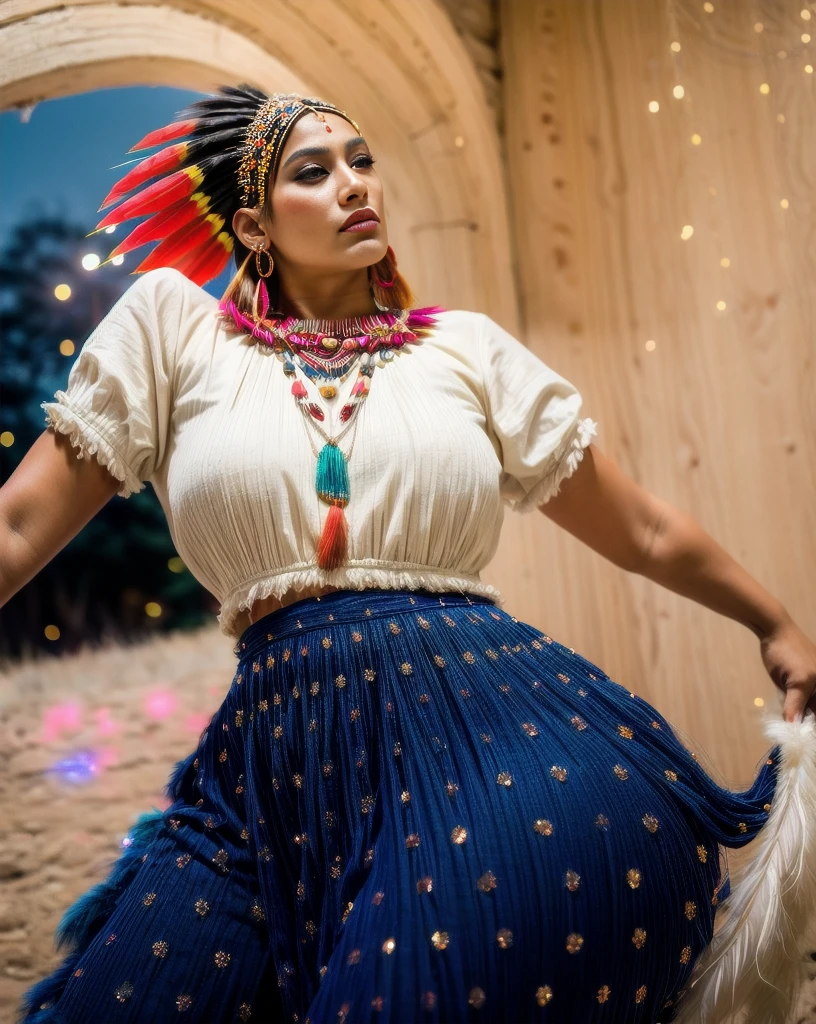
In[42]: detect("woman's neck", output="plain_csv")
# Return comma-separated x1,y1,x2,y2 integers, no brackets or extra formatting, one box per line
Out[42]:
276,271,380,321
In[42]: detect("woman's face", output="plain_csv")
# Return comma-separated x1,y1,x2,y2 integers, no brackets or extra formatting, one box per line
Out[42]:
261,110,388,275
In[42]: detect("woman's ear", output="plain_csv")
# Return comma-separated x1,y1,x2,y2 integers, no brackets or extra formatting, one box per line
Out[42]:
232,208,268,251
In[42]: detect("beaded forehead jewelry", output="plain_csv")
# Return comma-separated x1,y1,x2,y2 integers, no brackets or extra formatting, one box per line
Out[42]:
238,92,362,209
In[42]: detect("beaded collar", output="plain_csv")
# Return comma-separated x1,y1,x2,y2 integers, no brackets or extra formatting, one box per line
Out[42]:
217,296,444,353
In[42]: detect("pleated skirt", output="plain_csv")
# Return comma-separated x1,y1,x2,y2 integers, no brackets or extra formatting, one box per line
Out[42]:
18,587,780,1024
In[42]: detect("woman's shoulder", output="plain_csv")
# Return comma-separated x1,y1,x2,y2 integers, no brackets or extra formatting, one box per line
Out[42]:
124,267,219,313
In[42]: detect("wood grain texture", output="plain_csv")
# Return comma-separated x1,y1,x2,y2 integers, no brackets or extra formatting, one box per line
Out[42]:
489,0,815,786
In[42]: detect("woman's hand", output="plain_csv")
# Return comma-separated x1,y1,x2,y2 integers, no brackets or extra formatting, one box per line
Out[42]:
759,617,816,723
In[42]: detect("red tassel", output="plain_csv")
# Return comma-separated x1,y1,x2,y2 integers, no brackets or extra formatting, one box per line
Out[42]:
134,213,223,273
94,166,204,229
100,142,189,209
127,118,198,153
317,503,348,570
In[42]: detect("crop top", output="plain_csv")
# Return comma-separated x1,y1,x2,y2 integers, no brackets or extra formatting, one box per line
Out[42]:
41,267,598,640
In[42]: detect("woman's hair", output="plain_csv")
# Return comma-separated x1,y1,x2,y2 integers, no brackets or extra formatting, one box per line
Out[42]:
94,84,416,317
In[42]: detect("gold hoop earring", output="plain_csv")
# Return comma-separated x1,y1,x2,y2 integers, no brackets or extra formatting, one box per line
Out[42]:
255,243,274,278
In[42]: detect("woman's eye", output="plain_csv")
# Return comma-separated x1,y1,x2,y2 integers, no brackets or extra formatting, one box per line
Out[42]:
295,155,376,182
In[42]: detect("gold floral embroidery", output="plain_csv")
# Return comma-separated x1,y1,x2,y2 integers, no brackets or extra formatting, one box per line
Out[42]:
632,927,647,949
477,870,497,892
536,985,553,1006
566,933,584,954
627,868,642,889
597,985,611,1003
496,928,513,948
533,819,554,836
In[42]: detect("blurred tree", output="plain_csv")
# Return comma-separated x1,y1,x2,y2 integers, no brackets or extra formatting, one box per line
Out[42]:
0,217,216,663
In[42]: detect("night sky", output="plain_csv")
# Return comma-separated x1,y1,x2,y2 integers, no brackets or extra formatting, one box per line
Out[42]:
0,85,235,297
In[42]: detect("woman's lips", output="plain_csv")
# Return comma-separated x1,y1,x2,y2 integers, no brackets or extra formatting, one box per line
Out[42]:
341,219,379,233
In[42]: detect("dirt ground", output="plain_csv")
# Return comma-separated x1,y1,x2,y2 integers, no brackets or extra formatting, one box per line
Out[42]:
0,622,236,1020
2,624,815,1023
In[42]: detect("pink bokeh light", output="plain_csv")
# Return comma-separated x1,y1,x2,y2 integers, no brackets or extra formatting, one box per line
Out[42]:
184,712,211,735
41,701,83,743
144,688,177,720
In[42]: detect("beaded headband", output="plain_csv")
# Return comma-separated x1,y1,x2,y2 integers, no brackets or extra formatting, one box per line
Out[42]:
238,92,362,209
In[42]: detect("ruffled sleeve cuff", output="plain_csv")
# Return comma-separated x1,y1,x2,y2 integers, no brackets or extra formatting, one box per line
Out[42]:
42,394,144,499
504,416,598,514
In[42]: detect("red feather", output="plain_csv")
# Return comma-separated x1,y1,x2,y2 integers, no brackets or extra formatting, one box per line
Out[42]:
99,142,189,210
94,166,204,228
134,214,224,273
127,118,198,153
105,197,202,259
179,233,233,286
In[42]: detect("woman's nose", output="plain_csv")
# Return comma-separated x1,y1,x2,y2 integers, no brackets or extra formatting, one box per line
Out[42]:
339,167,368,200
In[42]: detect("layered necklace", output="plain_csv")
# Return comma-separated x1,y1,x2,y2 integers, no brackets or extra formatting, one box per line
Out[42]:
218,294,444,570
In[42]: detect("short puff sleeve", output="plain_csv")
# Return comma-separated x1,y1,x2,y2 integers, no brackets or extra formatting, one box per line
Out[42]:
41,268,184,498
479,313,598,513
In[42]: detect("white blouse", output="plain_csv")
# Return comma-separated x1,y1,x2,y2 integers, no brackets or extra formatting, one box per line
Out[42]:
41,268,598,640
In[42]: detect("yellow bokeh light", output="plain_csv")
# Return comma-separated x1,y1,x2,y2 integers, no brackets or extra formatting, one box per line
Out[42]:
673,85,685,99
0,431,14,447
754,22,764,32
54,283,71,301
168,556,186,573
145,602,162,618
105,224,116,234
802,8,812,21
44,624,60,641
720,257,730,268
81,253,100,271
806,64,814,73
645,339,656,351
759,82,770,94
716,300,727,311
754,697,765,707
681,225,694,240
670,41,681,52
781,198,790,209
648,100,660,113
112,254,125,266
59,339,75,356
703,1,714,12
777,113,786,123
691,133,702,145
803,33,812,43
454,135,465,148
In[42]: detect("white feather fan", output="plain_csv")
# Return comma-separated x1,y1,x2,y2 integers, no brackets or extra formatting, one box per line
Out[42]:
673,707,816,1024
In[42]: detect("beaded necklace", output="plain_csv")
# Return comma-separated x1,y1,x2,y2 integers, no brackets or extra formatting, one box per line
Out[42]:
218,295,444,569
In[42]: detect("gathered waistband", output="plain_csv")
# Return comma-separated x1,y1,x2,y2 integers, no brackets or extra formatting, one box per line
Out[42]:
234,588,497,662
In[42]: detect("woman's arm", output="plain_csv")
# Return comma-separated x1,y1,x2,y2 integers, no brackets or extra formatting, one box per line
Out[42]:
539,444,816,722
0,429,119,606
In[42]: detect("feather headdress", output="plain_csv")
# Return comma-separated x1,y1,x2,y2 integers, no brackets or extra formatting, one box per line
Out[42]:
89,85,362,287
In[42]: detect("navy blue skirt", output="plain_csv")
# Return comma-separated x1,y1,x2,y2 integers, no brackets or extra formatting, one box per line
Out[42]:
18,588,779,1023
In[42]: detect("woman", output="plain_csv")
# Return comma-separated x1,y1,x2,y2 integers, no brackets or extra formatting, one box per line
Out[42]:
5,85,815,1024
